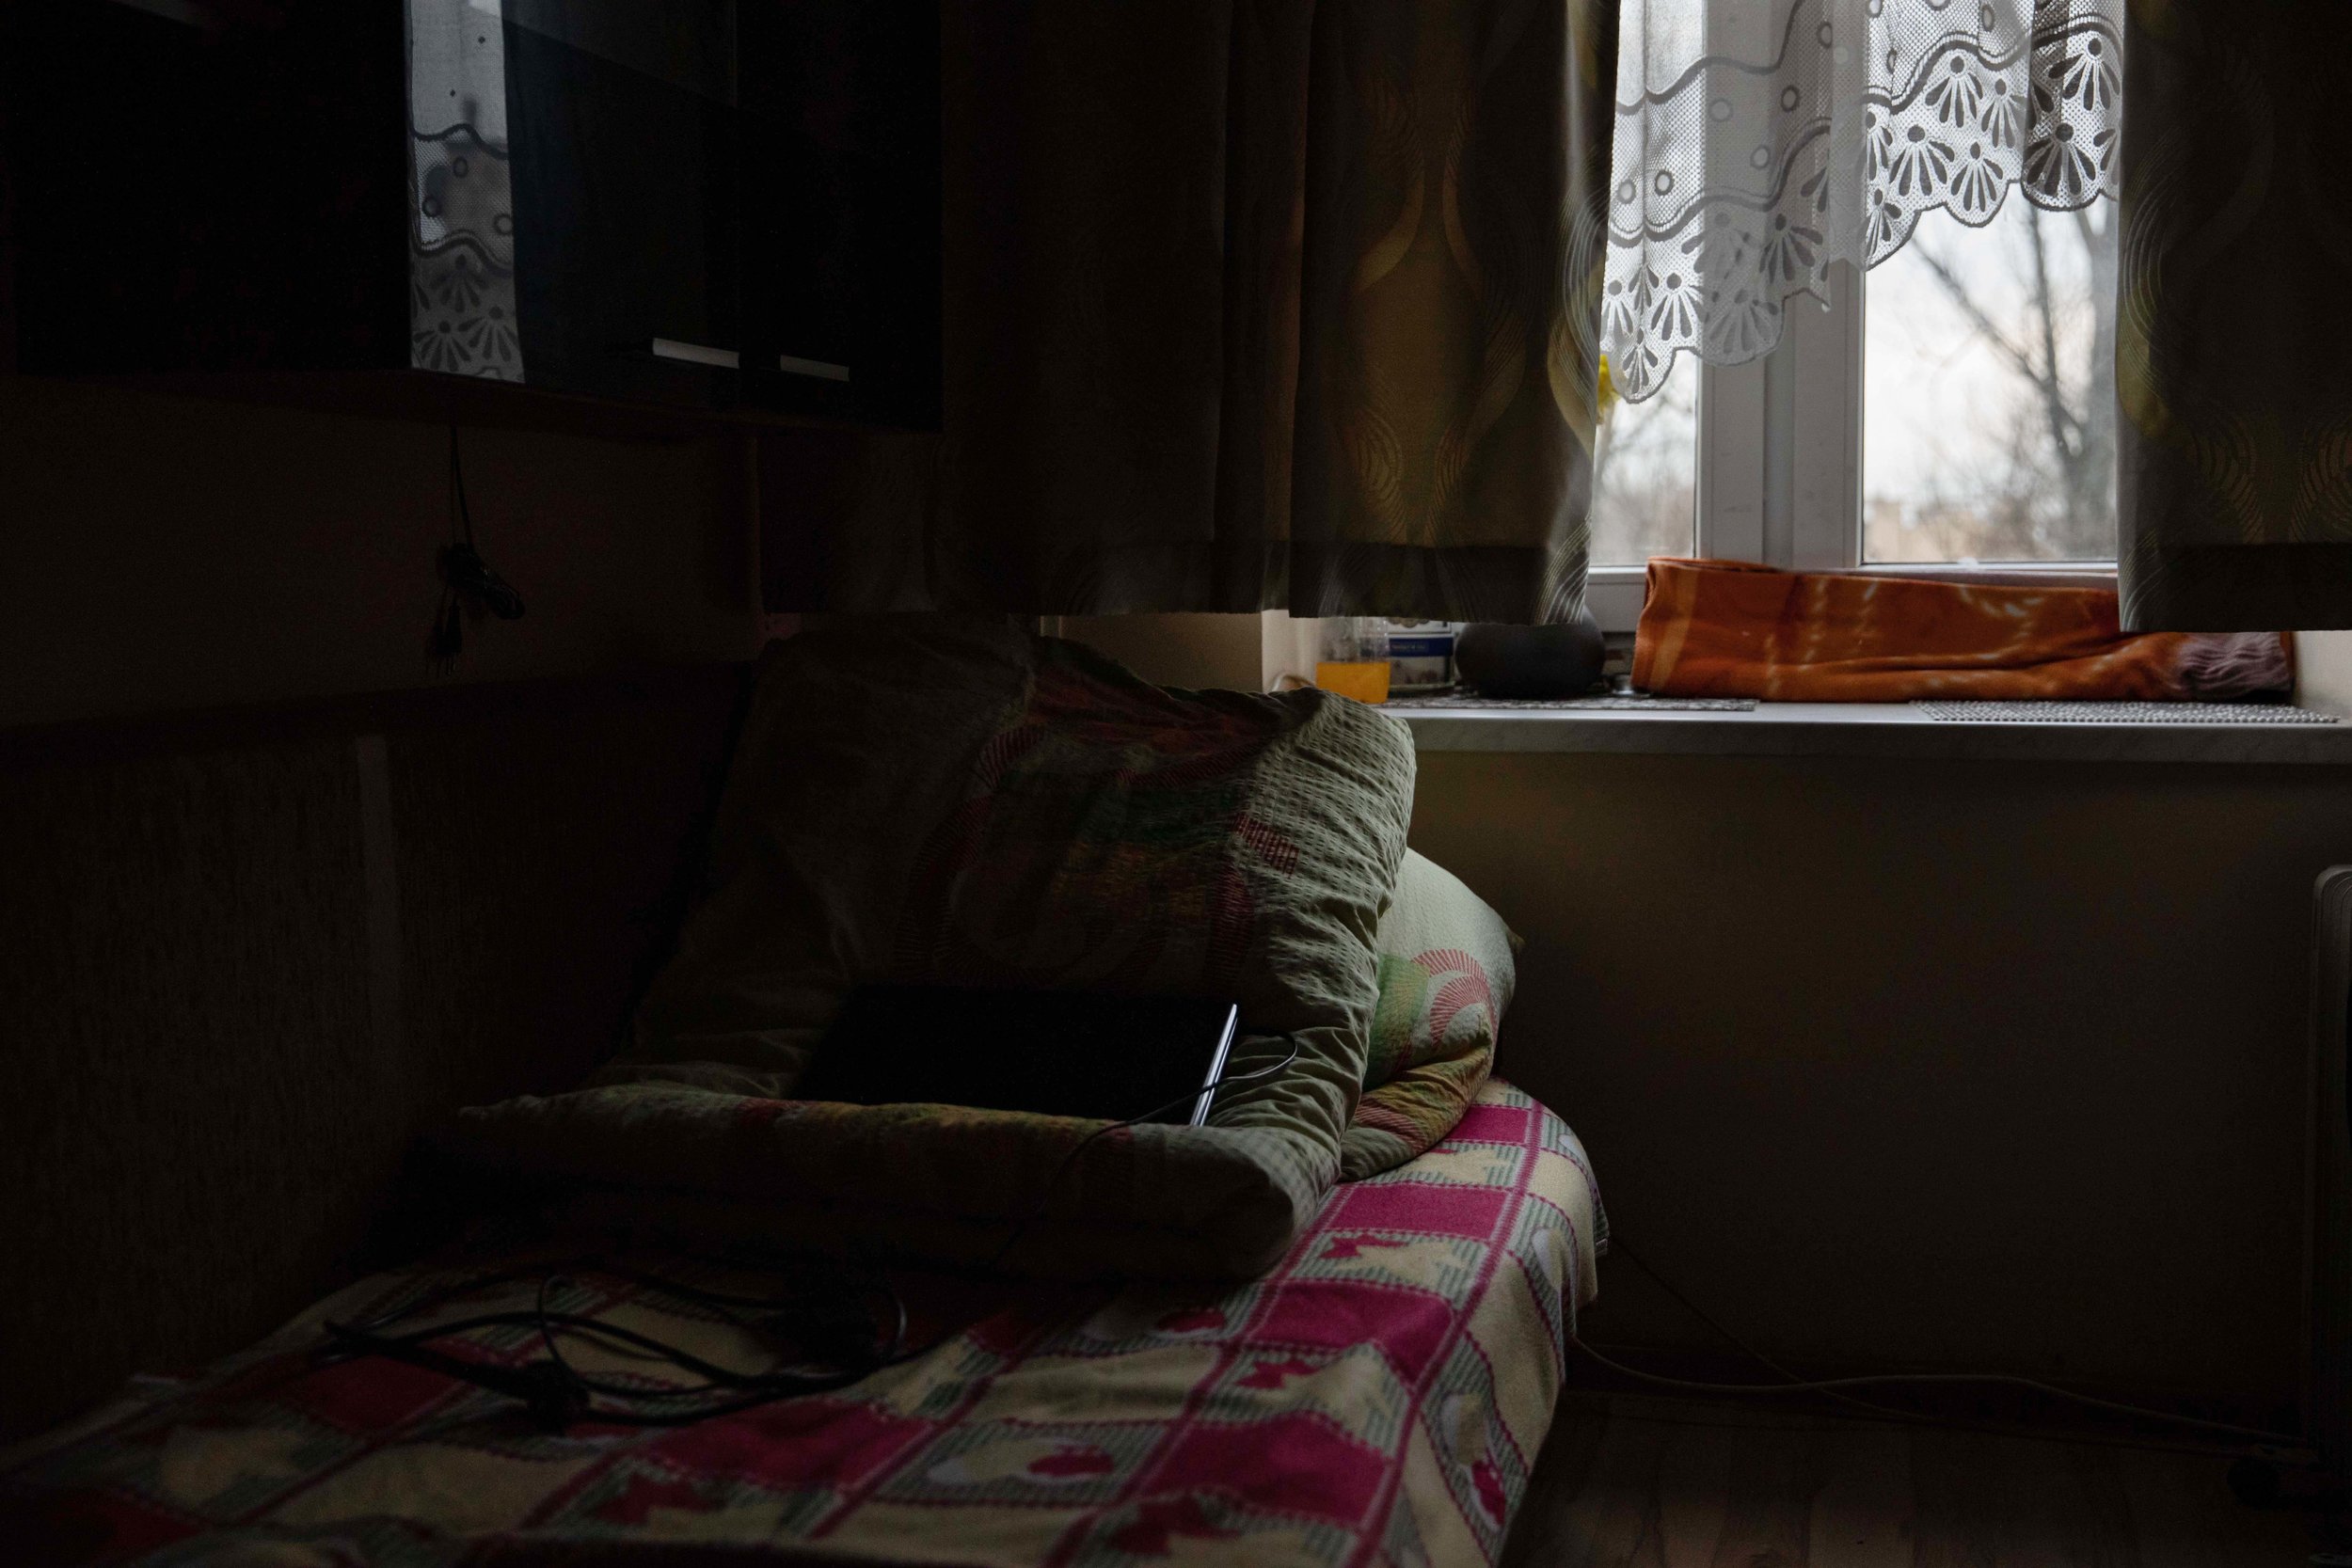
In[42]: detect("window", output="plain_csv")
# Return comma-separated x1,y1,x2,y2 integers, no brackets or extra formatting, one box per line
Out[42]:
1591,0,2127,637
1587,193,2120,637
1589,359,1697,569
1862,199,2118,567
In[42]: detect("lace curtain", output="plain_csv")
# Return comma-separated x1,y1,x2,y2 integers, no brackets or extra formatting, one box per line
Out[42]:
1604,0,2122,402
406,0,521,381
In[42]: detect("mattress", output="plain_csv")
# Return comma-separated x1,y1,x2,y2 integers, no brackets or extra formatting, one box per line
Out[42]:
2,1080,1602,1568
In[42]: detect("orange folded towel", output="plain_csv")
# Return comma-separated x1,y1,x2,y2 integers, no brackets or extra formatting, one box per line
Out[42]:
1632,559,2292,703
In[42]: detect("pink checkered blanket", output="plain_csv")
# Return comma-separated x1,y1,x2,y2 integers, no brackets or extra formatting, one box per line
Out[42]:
3,1082,1601,1567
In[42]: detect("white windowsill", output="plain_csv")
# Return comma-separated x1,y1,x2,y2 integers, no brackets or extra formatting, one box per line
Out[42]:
1398,701,2352,766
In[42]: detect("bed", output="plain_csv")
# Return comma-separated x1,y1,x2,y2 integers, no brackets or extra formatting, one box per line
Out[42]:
1,1082,1600,1568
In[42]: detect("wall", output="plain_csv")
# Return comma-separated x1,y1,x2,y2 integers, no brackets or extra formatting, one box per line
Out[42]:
1054,614,1269,691
1054,612,1318,691
2301,630,2352,717
0,374,766,726
0,373,776,1435
1065,614,2349,1417
1412,749,2344,1415
0,668,746,1440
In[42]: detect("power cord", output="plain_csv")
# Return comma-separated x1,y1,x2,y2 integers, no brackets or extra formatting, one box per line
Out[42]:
324,1031,1303,1430
323,1256,897,1430
427,424,523,673
1578,1235,2300,1449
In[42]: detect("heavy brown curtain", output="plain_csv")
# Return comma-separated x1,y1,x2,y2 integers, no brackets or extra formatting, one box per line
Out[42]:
762,0,1618,624
2118,3,2352,630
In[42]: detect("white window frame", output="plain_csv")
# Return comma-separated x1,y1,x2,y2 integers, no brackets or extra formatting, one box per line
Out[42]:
1587,259,2120,635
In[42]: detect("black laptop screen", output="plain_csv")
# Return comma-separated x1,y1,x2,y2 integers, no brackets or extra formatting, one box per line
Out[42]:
793,985,1241,1127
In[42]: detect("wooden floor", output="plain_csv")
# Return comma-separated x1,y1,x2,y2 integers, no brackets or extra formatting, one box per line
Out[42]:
1503,1393,2325,1567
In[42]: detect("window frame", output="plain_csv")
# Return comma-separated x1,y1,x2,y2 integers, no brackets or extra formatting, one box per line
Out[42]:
1588,259,2121,636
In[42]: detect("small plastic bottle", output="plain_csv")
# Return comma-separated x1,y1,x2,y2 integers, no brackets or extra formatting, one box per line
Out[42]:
1384,619,1459,693
1314,618,1391,704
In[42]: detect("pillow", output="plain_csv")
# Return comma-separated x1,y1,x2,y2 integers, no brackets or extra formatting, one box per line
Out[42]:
1340,849,1519,1180
448,1089,1313,1281
452,619,1416,1278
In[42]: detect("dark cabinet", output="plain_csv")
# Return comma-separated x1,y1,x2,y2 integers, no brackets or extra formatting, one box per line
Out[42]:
1,0,940,430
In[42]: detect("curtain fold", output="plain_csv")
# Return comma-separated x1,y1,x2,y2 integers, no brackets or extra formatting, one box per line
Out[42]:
2116,2,2352,631
760,0,1617,625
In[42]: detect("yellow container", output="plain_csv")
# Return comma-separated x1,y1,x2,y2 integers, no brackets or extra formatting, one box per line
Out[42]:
1314,660,1391,705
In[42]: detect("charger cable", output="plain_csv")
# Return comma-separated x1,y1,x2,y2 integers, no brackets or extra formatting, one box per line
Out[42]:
1576,1236,2300,1449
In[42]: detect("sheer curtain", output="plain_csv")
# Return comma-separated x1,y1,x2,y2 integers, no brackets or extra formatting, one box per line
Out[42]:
405,0,520,381
1604,0,2122,403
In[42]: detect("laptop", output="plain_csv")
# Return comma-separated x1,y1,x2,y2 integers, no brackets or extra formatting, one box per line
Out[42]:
794,985,1241,1127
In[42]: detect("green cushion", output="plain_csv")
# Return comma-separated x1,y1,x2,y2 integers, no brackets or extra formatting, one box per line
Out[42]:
1340,850,1519,1180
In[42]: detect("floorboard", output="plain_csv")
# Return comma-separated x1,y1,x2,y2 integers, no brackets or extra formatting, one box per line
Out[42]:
1503,1394,2321,1567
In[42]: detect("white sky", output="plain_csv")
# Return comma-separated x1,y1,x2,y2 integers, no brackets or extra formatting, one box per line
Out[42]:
1861,198,2105,501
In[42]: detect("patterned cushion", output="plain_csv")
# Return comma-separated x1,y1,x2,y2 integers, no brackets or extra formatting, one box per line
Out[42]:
1343,851,1519,1180
453,620,1418,1277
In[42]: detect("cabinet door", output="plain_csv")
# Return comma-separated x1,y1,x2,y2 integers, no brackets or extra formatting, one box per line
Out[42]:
6,2,408,375
738,0,940,428
494,0,746,405
3,0,938,428
486,0,938,426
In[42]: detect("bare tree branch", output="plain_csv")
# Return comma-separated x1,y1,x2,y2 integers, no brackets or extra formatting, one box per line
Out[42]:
2023,208,2080,472
2070,203,2102,257
1905,239,2090,447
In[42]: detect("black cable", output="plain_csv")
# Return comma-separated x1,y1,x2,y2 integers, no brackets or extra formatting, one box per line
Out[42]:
1589,1236,2300,1447
322,1304,878,1431
325,1031,1304,1430
335,1309,824,1388
428,425,523,671
321,1321,591,1430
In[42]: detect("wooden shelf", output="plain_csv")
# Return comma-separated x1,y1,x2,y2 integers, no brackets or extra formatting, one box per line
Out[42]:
66,368,935,445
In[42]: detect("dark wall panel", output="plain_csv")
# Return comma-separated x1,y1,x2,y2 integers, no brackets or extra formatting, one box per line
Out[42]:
0,665,744,1440
0,739,379,1437
388,677,744,1116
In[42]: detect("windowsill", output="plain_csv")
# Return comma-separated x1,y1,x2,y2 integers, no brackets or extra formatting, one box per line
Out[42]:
1396,701,2352,765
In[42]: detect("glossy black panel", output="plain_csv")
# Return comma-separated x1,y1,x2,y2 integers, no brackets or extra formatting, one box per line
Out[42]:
0,0,938,428
738,0,939,426
3,1,408,374
503,2,746,407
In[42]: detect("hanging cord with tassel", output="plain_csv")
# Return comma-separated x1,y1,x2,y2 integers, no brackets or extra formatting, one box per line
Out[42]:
429,425,525,673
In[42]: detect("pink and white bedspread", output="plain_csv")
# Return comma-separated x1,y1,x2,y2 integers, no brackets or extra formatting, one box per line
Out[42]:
3,1081,1602,1568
